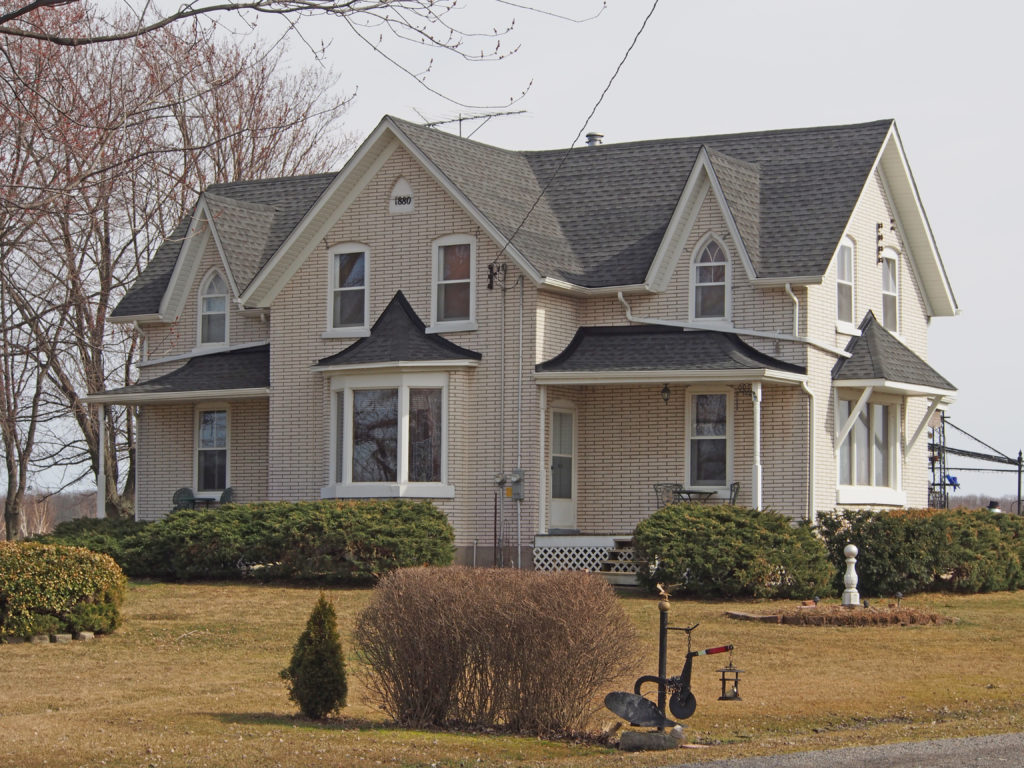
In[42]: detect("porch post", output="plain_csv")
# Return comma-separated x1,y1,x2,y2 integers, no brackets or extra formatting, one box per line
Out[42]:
538,385,547,534
96,404,106,520
750,383,762,510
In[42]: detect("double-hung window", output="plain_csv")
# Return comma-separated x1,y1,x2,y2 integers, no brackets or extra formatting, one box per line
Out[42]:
692,240,729,321
330,372,452,498
836,240,854,326
881,249,898,332
327,244,368,336
688,392,730,487
199,272,227,346
430,235,476,332
196,408,228,493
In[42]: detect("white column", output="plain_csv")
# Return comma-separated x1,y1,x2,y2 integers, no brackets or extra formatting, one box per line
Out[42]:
537,385,547,535
842,544,860,606
750,382,762,510
96,404,106,520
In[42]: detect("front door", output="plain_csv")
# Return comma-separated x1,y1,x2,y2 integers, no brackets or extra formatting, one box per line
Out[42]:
549,408,577,530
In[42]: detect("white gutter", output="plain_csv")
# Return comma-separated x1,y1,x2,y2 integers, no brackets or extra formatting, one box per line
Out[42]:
617,292,852,359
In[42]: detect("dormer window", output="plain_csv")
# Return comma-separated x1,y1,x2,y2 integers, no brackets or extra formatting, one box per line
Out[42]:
692,239,729,321
881,249,898,332
836,239,855,325
199,271,227,345
430,235,476,332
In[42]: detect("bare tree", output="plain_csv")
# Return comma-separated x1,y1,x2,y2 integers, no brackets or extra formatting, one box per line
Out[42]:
0,11,354,527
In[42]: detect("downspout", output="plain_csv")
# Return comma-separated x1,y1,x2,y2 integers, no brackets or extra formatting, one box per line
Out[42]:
516,275,524,569
784,282,799,336
801,380,816,525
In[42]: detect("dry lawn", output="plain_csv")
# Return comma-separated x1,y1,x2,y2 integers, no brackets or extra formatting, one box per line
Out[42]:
1,581,1022,767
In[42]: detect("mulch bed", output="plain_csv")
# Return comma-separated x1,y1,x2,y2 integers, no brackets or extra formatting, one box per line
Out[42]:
725,604,955,626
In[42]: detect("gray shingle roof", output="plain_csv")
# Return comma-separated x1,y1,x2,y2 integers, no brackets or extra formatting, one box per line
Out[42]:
112,173,337,317
100,344,269,399
315,292,482,368
115,117,893,317
832,312,955,391
536,325,806,375
391,116,892,285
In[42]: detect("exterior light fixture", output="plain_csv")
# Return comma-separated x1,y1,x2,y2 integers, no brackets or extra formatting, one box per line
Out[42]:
661,384,670,405
718,660,743,701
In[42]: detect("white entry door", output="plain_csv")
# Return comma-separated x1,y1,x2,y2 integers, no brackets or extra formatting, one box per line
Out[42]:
549,409,577,530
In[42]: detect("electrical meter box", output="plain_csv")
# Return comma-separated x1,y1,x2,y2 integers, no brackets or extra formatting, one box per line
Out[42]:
501,469,525,501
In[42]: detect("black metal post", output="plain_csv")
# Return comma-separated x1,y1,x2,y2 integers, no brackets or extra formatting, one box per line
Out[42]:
658,598,669,731
1017,451,1022,515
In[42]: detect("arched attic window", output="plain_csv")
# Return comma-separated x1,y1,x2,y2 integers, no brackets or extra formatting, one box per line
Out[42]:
199,271,228,345
692,239,729,321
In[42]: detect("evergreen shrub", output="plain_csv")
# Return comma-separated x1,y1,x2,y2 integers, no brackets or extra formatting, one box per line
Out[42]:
280,594,348,719
0,542,126,639
41,500,454,583
634,503,832,599
818,508,1024,596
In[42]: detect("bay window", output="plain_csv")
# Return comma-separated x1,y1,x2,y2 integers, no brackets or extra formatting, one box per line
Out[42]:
837,395,903,504
330,372,452,498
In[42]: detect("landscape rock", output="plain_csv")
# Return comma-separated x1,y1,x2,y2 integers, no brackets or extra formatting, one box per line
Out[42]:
619,730,679,751
50,634,73,643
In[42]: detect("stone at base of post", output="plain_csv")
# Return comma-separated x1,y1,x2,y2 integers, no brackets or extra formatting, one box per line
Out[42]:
842,543,860,607
619,730,681,752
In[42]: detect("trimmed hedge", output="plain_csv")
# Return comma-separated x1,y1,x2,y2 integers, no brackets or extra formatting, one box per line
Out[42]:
0,542,126,639
817,508,1024,596
39,500,454,583
37,517,149,565
634,503,832,599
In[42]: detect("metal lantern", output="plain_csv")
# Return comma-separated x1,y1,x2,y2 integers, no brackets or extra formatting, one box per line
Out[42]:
717,661,743,701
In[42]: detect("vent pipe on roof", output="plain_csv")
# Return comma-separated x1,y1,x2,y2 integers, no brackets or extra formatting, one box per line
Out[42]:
585,132,604,146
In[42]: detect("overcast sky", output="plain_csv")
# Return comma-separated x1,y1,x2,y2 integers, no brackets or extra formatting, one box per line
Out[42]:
302,0,1021,500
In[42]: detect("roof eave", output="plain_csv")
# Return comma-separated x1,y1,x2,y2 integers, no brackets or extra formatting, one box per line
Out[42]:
534,369,807,386
313,359,480,374
833,378,956,398
84,387,270,405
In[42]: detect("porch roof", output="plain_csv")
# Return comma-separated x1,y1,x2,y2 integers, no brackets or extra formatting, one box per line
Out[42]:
314,291,482,372
832,312,955,394
535,325,806,384
86,344,270,404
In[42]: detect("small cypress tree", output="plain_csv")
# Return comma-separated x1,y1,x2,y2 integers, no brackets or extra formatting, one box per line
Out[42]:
280,593,348,719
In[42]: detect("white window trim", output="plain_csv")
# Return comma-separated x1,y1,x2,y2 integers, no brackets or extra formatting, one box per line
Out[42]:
195,270,229,351
881,247,899,334
194,403,230,498
835,236,857,334
325,372,454,499
688,234,732,326
427,234,477,334
324,243,370,338
685,387,733,491
835,391,904,504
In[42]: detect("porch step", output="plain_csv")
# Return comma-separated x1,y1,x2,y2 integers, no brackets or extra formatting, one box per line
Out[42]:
597,537,643,587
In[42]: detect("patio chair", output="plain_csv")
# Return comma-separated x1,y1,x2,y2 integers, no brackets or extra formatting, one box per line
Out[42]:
653,482,684,509
171,487,196,511
219,487,234,504
728,481,740,505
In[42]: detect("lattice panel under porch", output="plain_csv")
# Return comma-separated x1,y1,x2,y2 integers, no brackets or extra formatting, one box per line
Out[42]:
533,546,609,572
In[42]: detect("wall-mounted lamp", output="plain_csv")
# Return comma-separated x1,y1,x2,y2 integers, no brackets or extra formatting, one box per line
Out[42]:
661,384,671,405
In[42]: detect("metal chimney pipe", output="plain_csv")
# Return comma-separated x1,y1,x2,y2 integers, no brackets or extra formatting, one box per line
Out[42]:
585,132,604,146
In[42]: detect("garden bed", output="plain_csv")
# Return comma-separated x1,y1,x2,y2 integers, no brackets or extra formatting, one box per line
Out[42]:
725,604,955,626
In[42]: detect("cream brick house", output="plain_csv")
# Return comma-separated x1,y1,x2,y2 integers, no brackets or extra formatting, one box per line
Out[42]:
93,116,958,568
